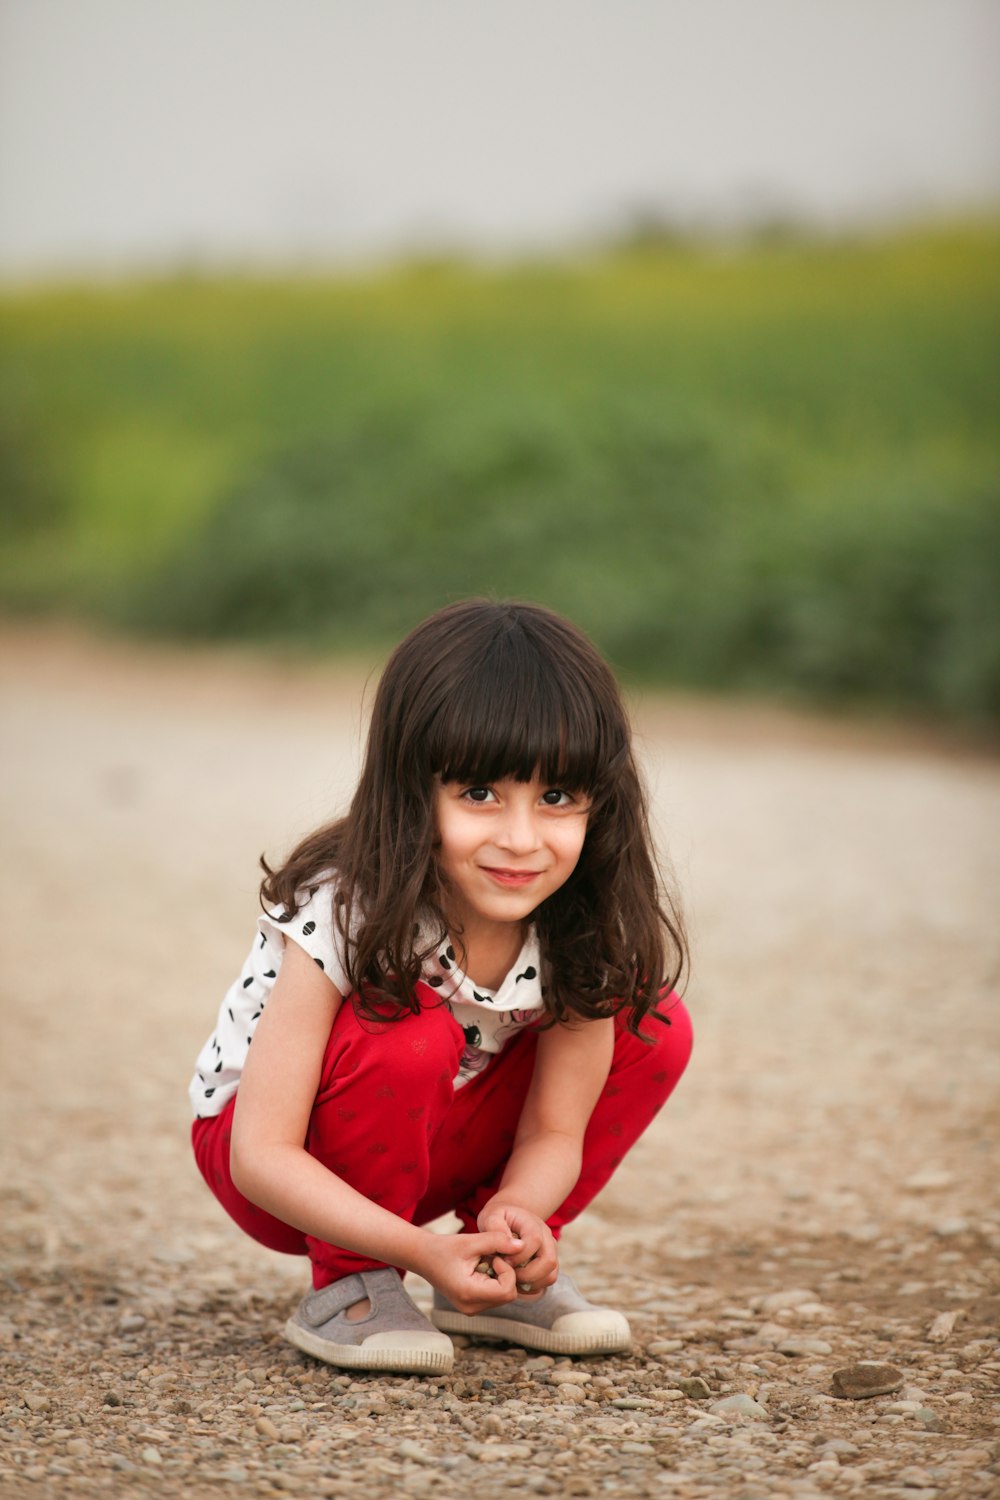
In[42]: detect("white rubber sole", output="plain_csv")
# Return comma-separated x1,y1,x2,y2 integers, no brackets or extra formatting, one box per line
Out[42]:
284,1319,454,1373
431,1307,632,1356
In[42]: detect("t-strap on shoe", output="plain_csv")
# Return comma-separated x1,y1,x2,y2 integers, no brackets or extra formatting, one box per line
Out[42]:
285,1268,454,1373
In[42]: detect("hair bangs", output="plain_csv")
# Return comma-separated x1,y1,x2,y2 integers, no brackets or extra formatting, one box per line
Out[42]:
429,626,622,793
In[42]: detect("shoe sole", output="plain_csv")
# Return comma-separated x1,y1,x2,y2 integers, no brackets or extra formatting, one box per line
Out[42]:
284,1319,454,1373
431,1308,631,1356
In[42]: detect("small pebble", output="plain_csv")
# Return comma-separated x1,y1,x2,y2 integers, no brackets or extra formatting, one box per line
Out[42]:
831,1362,904,1400
927,1311,962,1342
898,1467,937,1489
902,1169,954,1192
674,1377,712,1400
475,1443,533,1462
709,1394,769,1420
756,1289,818,1314
397,1440,436,1464
818,1439,859,1457
933,1218,969,1237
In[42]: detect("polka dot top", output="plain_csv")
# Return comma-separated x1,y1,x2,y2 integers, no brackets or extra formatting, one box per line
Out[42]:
188,880,546,1118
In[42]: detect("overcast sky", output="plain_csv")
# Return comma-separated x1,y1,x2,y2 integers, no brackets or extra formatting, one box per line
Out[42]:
1,0,998,280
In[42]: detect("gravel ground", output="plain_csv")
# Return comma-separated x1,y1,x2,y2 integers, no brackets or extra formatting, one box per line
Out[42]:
1,628,998,1500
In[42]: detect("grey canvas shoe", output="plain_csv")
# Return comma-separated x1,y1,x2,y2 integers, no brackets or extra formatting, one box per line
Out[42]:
285,1268,454,1373
431,1271,631,1356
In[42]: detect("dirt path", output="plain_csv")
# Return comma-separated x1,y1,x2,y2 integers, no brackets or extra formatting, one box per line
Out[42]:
1,627,998,1499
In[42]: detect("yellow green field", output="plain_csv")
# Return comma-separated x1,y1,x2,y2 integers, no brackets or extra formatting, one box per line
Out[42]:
2,223,998,718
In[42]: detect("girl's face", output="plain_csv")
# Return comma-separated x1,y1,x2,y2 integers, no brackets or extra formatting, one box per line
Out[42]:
433,775,590,941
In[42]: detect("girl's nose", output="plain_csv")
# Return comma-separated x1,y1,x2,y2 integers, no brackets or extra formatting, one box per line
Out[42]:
496,797,541,854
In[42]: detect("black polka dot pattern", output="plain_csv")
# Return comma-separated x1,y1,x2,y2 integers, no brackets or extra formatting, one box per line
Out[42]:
426,933,546,1085
191,884,546,1116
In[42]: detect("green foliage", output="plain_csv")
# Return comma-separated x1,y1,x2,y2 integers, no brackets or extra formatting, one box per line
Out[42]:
1,224,998,720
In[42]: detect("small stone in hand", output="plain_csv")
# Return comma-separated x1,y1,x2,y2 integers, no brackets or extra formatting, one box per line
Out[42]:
475,1257,498,1279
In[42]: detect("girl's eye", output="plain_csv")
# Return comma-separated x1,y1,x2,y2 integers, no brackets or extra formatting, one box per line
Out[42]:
462,787,495,804
540,788,573,806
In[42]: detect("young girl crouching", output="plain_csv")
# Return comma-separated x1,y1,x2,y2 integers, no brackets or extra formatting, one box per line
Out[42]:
191,599,693,1374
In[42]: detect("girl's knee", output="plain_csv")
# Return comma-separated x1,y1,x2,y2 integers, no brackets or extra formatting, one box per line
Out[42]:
611,992,693,1095
655,993,694,1075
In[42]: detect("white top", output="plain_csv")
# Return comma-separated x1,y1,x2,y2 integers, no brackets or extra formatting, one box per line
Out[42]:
189,880,545,1118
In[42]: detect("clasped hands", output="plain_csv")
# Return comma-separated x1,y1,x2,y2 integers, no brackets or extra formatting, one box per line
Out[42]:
417,1200,558,1316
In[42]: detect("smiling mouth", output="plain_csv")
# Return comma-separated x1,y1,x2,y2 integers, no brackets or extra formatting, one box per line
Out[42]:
480,867,541,887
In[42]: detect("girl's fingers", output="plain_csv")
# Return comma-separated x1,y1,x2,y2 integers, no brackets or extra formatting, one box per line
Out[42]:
490,1257,518,1294
470,1230,523,1260
509,1245,558,1284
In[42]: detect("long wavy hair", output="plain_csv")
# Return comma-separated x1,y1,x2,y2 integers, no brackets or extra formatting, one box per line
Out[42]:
260,599,687,1035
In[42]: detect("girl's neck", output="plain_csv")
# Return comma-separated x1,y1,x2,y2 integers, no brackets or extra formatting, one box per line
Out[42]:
450,918,528,991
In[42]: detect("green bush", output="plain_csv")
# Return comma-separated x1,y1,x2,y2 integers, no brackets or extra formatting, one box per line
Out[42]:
1,224,998,721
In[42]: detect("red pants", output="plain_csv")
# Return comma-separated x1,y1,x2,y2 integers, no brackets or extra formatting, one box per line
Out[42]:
192,990,692,1288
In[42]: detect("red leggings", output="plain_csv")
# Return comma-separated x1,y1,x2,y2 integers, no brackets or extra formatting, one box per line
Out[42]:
192,990,692,1288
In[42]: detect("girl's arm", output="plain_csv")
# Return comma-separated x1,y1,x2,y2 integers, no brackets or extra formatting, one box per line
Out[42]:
477,1015,615,1290
229,939,522,1310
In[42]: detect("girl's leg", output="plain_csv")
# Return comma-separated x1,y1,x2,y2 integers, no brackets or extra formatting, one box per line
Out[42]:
413,993,694,1235
544,994,693,1234
192,1097,309,1255
302,996,465,1286
192,992,467,1288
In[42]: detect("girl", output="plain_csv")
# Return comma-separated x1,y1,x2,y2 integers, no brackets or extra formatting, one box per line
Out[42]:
191,599,692,1374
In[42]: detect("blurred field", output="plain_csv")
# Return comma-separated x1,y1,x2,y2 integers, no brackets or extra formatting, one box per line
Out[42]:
1,223,998,720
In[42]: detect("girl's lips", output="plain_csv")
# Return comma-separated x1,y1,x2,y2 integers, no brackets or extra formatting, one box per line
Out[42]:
480,867,540,887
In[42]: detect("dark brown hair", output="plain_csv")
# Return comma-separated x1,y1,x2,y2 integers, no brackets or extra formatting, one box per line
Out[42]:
261,599,687,1034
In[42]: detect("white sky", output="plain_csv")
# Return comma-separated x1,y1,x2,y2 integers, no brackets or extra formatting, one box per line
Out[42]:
1,0,998,279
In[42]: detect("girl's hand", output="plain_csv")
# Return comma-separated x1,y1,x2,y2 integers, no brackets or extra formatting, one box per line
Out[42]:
416,1230,525,1315
476,1202,559,1299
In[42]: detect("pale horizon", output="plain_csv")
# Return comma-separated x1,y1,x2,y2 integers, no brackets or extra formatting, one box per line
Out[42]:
2,0,999,283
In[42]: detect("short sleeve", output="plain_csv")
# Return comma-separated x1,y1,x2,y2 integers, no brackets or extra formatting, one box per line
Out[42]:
189,875,355,1118
258,880,352,995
